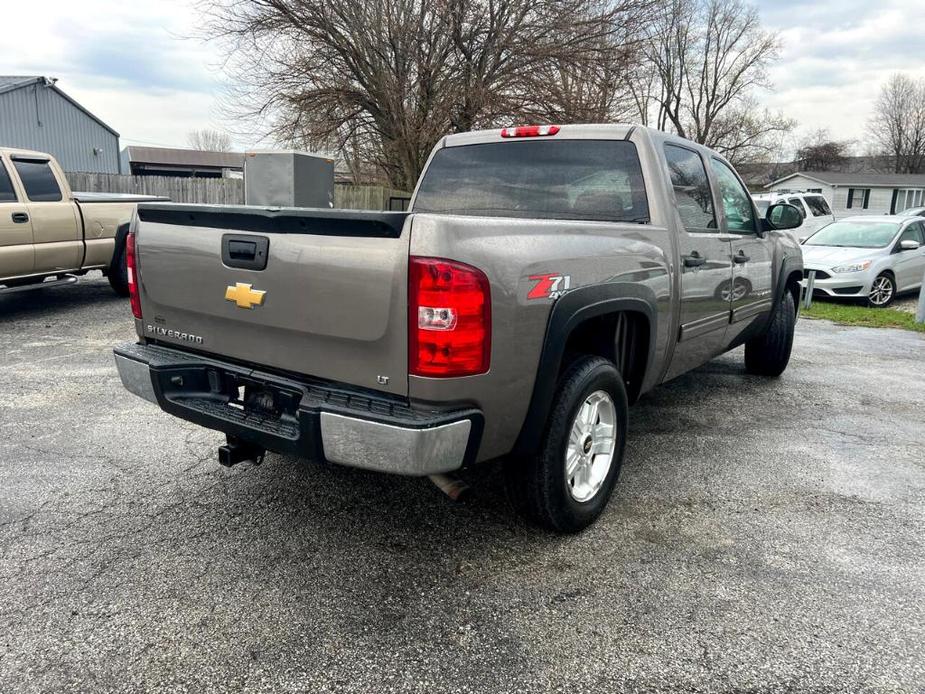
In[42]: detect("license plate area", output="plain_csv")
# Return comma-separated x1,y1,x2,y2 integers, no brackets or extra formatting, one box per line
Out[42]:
155,364,303,430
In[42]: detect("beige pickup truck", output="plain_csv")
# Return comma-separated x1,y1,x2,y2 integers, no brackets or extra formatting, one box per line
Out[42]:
0,147,164,296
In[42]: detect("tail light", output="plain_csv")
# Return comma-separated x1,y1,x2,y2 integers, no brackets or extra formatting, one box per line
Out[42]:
500,125,560,138
409,257,490,377
126,231,142,319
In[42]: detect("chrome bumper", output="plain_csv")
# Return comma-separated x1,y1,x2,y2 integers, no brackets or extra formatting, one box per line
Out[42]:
114,346,477,476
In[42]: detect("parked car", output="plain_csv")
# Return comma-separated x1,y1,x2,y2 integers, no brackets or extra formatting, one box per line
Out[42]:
898,206,925,217
753,192,836,239
801,215,925,307
0,147,165,297
114,123,804,533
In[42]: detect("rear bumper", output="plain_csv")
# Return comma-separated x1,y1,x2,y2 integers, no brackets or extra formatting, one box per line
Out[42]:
114,342,482,476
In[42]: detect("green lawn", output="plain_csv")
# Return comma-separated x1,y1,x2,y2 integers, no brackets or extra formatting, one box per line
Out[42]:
802,300,925,333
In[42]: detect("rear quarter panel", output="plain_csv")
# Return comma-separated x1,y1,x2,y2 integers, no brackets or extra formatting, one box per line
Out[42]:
76,201,136,267
408,213,674,461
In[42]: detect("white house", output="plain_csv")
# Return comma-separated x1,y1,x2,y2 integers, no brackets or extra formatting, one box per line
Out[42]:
765,171,925,217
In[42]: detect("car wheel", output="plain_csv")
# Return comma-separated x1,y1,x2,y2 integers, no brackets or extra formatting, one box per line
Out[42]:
744,290,796,377
506,355,627,533
107,237,130,297
867,272,895,308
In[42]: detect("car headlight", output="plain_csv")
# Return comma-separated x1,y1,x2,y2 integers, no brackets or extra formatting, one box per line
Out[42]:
831,261,871,273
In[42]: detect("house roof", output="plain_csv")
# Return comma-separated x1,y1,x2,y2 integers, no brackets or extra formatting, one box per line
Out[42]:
123,146,244,170
767,171,925,189
0,76,119,137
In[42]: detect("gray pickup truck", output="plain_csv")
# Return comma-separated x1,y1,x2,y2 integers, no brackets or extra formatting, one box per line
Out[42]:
114,124,804,532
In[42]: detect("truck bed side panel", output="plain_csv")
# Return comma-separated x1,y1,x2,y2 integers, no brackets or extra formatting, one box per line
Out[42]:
407,214,674,461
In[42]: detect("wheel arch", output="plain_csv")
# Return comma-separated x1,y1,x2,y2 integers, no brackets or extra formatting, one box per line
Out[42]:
513,282,657,458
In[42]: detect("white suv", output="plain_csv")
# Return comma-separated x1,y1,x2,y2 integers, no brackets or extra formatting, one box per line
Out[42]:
753,192,836,239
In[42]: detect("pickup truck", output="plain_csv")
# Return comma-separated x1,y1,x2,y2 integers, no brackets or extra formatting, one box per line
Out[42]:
0,147,162,296
114,124,804,533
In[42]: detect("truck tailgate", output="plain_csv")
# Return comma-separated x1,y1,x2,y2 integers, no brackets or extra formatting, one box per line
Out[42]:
134,205,410,396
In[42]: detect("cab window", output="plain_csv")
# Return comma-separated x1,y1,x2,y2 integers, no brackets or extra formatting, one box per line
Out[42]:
710,159,756,233
11,158,63,202
0,160,17,203
663,144,716,233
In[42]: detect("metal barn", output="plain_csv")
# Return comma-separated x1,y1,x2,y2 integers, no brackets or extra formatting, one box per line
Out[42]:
0,76,121,174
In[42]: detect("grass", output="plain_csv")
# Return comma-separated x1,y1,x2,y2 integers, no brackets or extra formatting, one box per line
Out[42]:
802,300,925,333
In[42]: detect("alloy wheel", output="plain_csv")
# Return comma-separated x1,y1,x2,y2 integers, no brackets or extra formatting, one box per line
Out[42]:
868,275,894,306
565,390,617,503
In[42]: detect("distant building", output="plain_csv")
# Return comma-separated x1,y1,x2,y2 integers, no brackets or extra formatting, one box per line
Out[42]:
121,146,244,178
766,172,925,217
0,76,121,174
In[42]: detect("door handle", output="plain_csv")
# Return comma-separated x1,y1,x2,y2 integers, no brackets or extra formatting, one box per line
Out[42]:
11,212,29,224
683,251,706,268
733,251,750,264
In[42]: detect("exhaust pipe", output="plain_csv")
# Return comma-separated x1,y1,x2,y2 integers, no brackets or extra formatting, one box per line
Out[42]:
428,473,471,502
218,437,265,467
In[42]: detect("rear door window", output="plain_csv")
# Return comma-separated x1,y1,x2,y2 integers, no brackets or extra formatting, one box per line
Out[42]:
664,144,716,233
804,195,832,217
0,160,17,202
12,158,63,202
413,140,649,223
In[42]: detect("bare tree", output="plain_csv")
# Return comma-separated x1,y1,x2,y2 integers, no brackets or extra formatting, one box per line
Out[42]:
869,74,925,174
200,0,653,189
640,0,793,164
187,128,233,151
795,128,850,171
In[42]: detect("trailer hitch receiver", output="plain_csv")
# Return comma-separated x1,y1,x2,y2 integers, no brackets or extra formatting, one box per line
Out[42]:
218,436,266,467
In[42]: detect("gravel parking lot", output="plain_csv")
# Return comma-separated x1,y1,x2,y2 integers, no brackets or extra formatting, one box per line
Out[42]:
1,273,923,693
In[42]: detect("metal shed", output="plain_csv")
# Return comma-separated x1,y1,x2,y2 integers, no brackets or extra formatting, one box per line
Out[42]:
0,76,121,174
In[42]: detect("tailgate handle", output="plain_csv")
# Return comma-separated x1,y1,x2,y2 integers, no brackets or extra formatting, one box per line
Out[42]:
222,234,269,271
229,240,257,260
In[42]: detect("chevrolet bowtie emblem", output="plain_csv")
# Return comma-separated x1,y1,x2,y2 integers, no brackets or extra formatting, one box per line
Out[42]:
225,282,266,309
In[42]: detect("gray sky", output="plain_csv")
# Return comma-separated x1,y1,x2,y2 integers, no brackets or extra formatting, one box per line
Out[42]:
2,0,924,153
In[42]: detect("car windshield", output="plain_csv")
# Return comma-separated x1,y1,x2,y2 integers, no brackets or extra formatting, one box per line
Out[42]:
804,220,899,248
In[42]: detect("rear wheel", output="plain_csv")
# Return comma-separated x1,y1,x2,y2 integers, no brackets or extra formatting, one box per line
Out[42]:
744,290,796,377
108,237,130,297
506,356,627,533
866,272,895,308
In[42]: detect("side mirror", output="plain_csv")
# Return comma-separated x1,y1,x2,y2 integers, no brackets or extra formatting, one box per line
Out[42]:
766,203,803,231
899,239,921,251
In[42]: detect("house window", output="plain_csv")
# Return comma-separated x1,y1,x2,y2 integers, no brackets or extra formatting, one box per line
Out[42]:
847,188,870,210
895,188,925,212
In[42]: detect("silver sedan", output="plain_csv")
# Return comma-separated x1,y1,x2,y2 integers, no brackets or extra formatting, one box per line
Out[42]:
801,215,925,307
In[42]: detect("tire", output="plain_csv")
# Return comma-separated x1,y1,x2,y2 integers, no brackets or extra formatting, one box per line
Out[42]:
866,272,895,308
108,238,130,297
506,355,628,533
744,290,796,377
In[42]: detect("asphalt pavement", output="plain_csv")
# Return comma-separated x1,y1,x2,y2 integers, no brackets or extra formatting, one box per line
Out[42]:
1,274,923,693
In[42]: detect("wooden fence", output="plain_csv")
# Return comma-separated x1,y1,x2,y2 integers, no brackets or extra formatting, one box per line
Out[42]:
64,172,410,211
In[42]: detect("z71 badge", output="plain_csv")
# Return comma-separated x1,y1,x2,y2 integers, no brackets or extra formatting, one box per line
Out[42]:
527,273,572,300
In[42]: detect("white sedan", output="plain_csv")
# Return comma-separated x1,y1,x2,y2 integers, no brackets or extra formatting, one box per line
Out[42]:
801,216,925,307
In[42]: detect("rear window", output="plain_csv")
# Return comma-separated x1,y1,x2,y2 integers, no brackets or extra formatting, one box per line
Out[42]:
0,160,17,202
413,140,649,223
804,195,832,217
12,158,62,202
